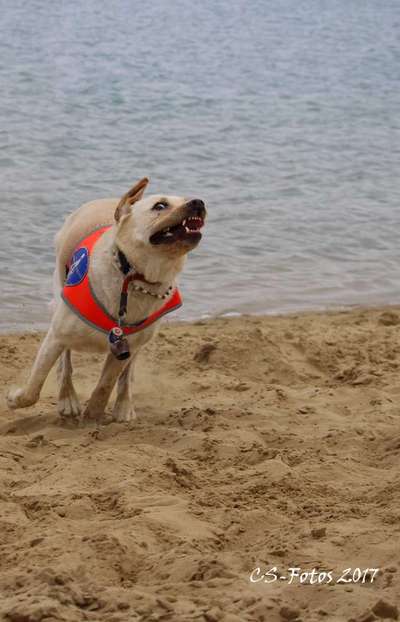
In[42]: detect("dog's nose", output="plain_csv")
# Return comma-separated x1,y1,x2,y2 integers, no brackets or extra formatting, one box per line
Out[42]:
186,198,206,218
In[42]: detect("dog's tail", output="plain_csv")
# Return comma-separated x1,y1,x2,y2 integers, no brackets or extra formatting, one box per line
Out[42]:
48,228,67,314
48,267,62,314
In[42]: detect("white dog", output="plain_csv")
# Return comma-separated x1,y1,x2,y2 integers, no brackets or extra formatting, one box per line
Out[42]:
7,178,206,423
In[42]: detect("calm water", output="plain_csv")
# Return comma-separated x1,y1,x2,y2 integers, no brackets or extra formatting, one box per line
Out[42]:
1,0,400,330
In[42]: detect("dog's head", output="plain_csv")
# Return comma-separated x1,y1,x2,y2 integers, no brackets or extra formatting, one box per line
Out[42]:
114,178,206,281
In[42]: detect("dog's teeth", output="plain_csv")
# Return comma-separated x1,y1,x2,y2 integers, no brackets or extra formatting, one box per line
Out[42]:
182,219,187,226
185,226,189,233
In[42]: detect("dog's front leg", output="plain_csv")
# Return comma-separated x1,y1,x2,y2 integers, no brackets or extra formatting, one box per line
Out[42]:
57,350,81,422
112,354,138,423
7,329,64,410
83,353,130,422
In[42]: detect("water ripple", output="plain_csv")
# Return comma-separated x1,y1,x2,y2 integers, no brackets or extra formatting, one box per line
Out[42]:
1,0,400,330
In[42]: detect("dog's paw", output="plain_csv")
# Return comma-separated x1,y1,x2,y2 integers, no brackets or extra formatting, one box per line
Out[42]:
82,404,104,422
112,400,137,423
7,388,37,410
58,392,81,422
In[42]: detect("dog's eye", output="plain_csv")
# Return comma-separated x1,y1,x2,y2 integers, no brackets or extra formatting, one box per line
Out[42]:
152,201,169,211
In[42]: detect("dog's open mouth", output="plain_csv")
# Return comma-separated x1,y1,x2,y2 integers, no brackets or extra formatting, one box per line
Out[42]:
150,215,205,245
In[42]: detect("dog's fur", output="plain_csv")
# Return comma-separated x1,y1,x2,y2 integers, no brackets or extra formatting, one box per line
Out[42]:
7,178,206,423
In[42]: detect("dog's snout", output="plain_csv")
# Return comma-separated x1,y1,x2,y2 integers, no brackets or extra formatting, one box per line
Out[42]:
186,198,206,217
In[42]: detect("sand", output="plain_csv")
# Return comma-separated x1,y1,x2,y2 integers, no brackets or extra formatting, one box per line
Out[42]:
1,307,400,622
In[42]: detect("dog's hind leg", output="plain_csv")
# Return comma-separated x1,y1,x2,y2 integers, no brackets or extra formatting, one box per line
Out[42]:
112,358,137,423
57,350,81,422
7,329,64,410
83,353,130,421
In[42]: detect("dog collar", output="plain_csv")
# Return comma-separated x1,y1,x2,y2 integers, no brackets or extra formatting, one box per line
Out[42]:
115,247,175,301
116,248,159,284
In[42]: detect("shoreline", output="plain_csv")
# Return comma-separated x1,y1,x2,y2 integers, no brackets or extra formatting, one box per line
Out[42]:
1,305,399,619
2,301,400,336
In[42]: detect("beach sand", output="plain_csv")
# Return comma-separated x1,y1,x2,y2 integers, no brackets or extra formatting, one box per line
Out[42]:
0,307,400,621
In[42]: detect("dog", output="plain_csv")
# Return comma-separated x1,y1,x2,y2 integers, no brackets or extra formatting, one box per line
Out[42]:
7,177,206,423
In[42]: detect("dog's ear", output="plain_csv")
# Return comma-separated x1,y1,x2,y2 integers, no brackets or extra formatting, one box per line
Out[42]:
114,177,149,222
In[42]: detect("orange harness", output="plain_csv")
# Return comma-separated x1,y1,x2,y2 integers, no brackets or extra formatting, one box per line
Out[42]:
61,226,182,336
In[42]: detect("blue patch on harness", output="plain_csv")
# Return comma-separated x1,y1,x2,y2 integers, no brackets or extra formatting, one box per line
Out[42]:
65,247,89,286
